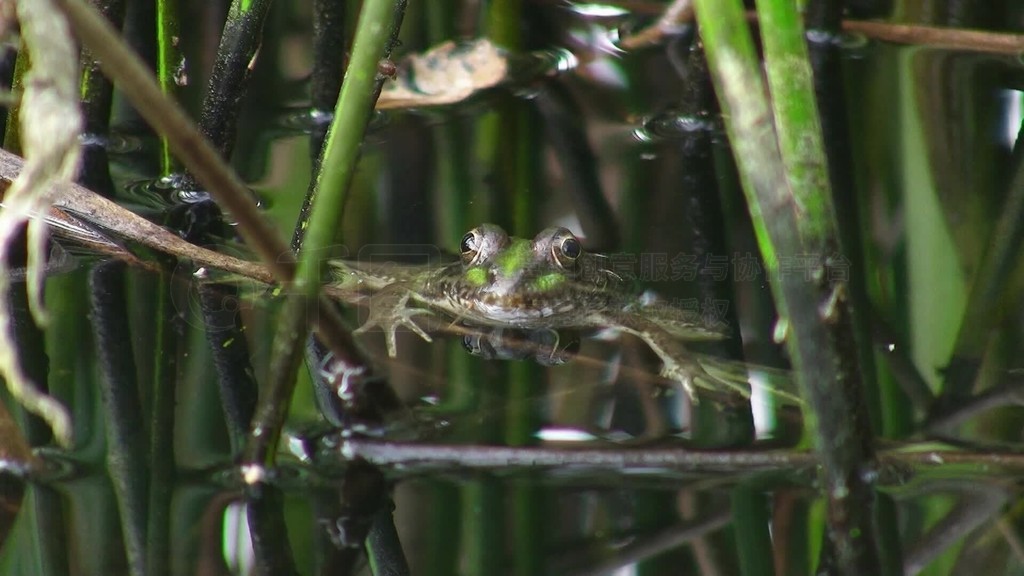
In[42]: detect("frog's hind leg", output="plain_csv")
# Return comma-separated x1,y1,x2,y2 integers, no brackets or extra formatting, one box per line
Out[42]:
353,284,433,357
606,313,748,402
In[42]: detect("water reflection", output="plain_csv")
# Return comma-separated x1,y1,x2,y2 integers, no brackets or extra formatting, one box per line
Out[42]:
4,0,1024,573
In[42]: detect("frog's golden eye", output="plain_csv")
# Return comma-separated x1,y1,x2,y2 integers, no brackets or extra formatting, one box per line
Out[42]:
551,230,582,269
460,224,508,265
560,237,581,260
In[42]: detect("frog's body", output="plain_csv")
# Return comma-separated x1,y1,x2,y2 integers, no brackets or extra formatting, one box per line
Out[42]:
329,224,737,398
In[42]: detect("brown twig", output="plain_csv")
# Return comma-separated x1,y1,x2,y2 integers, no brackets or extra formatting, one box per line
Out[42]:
6,151,275,284
338,438,1024,481
340,440,820,473
617,0,694,51
612,0,1024,56
841,20,1024,55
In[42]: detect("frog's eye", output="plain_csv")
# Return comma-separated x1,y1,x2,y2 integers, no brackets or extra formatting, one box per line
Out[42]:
460,224,508,265
551,231,582,268
560,237,581,259
460,232,477,258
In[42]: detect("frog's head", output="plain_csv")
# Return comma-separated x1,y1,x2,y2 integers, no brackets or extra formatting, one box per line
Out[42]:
457,223,606,298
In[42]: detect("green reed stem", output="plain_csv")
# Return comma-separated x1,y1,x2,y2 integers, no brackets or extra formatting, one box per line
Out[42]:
693,0,885,573
245,0,407,464
145,270,176,576
298,0,406,292
732,484,775,576
757,0,833,240
155,0,179,175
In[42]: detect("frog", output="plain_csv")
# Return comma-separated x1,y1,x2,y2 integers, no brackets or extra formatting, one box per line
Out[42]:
327,223,740,400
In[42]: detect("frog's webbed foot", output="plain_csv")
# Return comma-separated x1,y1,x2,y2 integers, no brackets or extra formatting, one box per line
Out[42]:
604,312,746,402
658,355,749,403
353,286,433,357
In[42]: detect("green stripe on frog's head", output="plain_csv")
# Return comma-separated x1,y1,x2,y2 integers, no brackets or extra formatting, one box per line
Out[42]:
495,238,532,278
465,266,487,286
532,272,565,292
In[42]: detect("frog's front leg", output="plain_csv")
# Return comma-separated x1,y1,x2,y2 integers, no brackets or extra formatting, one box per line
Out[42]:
631,294,729,341
353,284,433,357
602,312,747,401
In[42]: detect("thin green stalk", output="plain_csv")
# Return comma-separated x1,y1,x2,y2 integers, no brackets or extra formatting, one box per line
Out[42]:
487,0,521,50
425,0,454,40
300,0,406,280
423,481,460,574
245,294,308,464
155,0,179,175
146,271,176,576
732,484,775,576
244,0,407,464
420,27,469,555
484,8,545,575
21,486,70,576
635,493,689,574
511,106,537,235
693,0,884,573
757,1,832,241
63,480,124,573
42,271,96,453
462,479,503,575
508,362,543,576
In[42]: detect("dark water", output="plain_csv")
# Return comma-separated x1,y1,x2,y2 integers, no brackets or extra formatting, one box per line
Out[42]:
3,1,1024,575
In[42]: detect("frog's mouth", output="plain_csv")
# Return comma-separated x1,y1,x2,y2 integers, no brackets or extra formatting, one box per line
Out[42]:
459,293,575,327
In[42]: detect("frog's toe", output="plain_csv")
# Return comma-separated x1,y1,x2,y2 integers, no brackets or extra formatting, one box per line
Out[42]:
383,327,400,358
398,308,434,343
382,315,433,357
662,360,754,403
352,317,380,336
356,308,434,357
661,364,699,403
